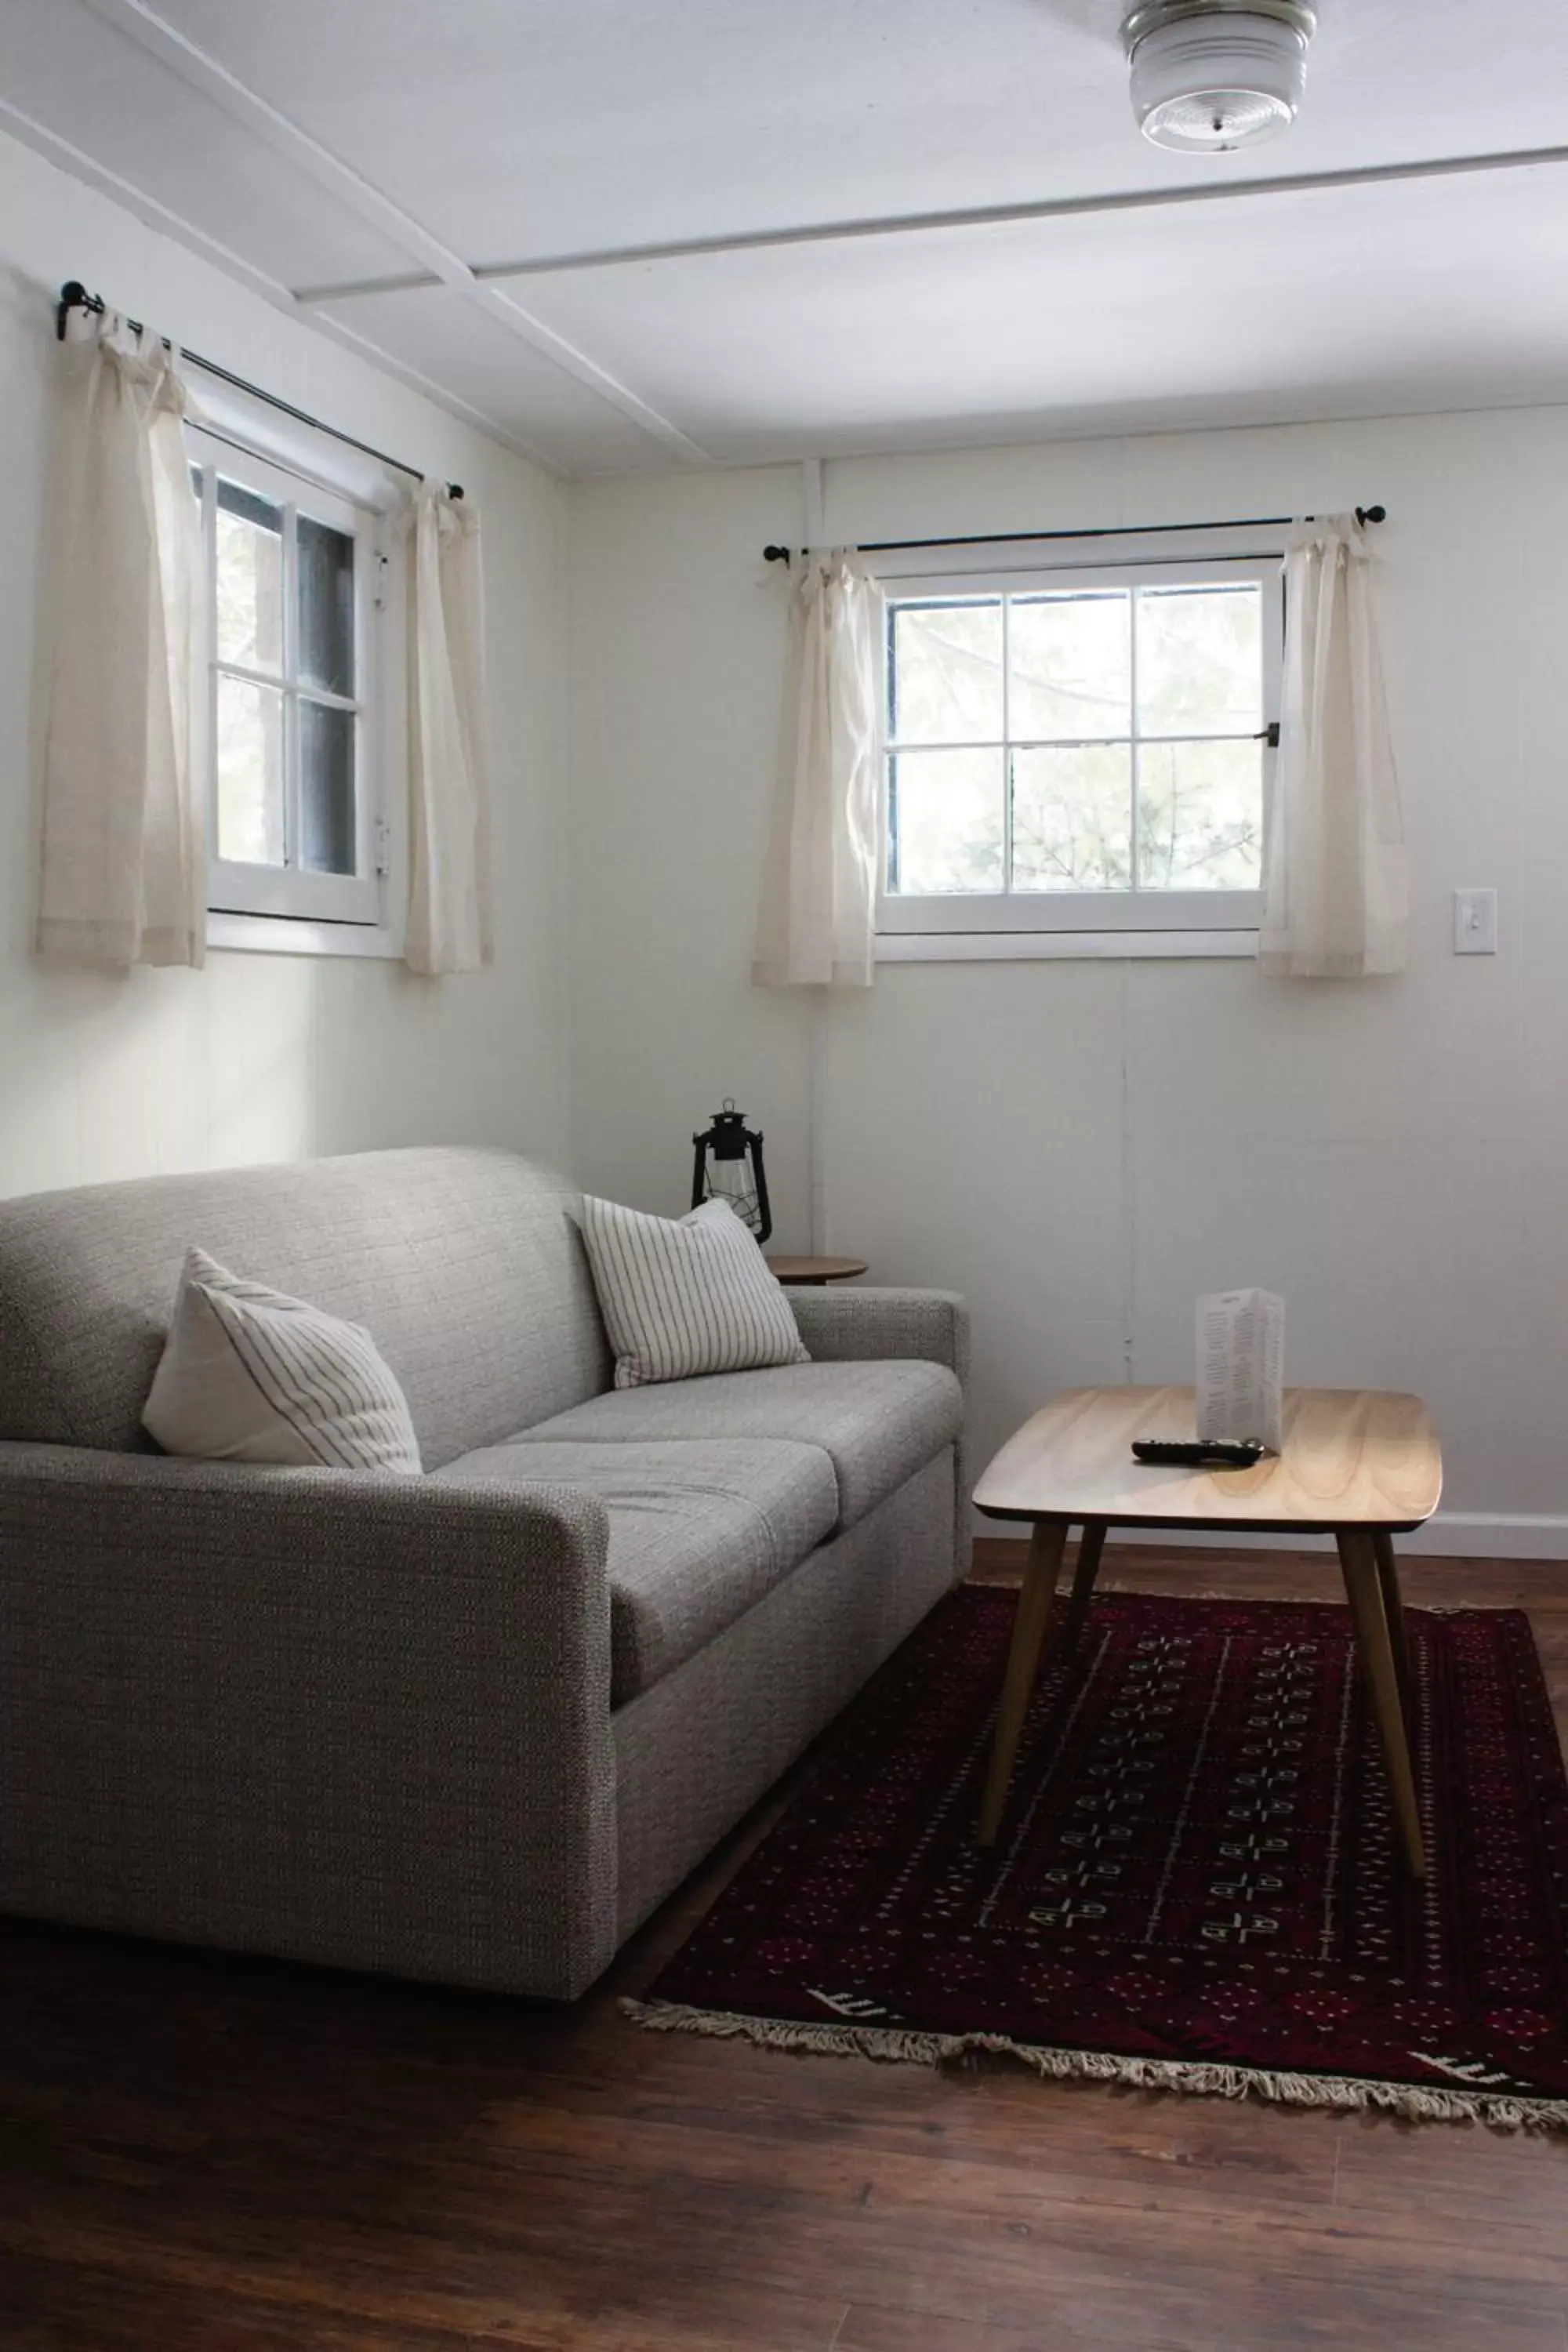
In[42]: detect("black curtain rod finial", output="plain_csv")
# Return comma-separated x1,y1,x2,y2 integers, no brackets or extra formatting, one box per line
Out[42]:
56,280,96,340
763,543,791,564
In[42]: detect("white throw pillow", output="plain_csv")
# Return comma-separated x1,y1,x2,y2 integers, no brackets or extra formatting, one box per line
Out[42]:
142,1247,423,1472
580,1195,811,1391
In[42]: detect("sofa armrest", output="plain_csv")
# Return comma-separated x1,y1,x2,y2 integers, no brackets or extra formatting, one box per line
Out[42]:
0,1443,616,1999
788,1287,970,1388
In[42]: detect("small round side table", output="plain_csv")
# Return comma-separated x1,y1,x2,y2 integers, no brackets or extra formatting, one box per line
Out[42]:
765,1254,868,1287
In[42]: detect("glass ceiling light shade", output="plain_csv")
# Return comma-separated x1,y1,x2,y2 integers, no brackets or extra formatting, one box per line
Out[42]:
1120,0,1316,152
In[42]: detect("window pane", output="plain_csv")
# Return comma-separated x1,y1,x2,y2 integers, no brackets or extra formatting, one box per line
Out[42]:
1009,591,1130,741
887,748,1004,893
889,601,1003,743
1136,739,1263,890
216,675,284,865
1011,744,1132,891
298,515,355,698
1136,583,1262,735
299,701,357,874
215,479,283,673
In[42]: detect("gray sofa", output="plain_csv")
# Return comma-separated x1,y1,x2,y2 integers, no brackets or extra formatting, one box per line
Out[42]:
0,1146,968,1998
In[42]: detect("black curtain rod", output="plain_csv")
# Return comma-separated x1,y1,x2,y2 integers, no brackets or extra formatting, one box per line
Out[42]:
761,506,1386,564
56,281,462,501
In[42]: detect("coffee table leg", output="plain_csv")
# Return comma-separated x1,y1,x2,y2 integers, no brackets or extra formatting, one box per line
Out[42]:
1372,1529,1413,1711
1337,1529,1427,1880
1061,1521,1107,1649
979,1518,1069,1848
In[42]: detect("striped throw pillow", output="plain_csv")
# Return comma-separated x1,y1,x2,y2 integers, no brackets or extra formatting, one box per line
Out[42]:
581,1195,811,1390
141,1247,422,1473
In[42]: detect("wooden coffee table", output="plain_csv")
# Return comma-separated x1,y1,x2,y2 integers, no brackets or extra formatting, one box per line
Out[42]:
972,1386,1443,1875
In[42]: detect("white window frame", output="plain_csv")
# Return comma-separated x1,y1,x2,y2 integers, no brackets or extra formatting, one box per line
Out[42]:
187,417,407,960
873,535,1283,960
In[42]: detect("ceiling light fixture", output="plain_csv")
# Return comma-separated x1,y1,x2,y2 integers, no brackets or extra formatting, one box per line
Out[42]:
1120,0,1317,153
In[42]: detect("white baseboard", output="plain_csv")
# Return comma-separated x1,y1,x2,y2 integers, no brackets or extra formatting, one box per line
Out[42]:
971,1512,1568,1562
1398,1515,1568,1560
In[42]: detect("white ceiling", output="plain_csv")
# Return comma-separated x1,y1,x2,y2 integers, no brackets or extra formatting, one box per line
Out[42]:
5,0,1568,474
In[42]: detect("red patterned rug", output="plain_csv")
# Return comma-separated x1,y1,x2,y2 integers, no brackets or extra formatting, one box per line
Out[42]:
627,1587,1568,2129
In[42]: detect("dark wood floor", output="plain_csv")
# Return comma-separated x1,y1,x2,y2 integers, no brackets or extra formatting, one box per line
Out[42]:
5,1545,1568,2351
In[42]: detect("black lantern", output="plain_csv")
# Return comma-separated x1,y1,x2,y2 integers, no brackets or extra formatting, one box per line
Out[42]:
691,1099,772,1245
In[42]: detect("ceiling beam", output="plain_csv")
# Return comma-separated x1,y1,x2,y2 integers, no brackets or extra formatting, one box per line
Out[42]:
0,93,561,473
293,138,1568,306
79,0,712,465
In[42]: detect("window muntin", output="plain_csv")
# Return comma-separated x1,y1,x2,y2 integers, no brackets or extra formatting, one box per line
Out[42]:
880,557,1279,935
191,435,384,927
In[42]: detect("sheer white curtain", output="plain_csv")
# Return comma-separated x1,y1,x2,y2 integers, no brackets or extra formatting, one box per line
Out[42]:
753,550,881,989
1259,515,1405,978
38,313,205,968
406,483,492,976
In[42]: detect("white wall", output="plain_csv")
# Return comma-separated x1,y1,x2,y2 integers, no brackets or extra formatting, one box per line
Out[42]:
568,411,1568,1552
0,128,569,1196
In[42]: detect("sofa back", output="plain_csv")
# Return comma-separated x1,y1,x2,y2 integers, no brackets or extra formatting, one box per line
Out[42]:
0,1146,612,1467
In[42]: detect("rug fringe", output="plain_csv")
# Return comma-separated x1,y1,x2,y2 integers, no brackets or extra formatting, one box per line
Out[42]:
619,1999,1568,2134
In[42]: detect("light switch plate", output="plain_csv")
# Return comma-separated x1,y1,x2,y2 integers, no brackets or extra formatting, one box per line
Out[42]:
1454,887,1498,954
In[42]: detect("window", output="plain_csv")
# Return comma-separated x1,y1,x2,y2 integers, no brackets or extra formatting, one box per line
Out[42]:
878,556,1281,941
188,431,401,941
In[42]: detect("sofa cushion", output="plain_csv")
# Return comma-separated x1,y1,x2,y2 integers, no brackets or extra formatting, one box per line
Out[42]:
142,1247,422,1473
515,1359,963,1533
435,1437,838,1703
579,1192,809,1389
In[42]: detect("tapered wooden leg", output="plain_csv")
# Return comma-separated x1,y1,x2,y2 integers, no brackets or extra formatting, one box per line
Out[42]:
1060,1521,1107,1650
978,1518,1070,1847
1337,1528,1427,1879
1372,1529,1413,1714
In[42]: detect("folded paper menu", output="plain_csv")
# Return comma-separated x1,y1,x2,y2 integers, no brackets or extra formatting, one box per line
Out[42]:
1196,1288,1284,1454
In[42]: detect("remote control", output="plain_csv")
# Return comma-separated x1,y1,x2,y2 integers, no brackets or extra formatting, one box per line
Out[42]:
1131,1437,1268,1468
